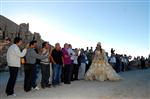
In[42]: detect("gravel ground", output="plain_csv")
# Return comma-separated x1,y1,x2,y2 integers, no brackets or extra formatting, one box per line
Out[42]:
0,68,150,99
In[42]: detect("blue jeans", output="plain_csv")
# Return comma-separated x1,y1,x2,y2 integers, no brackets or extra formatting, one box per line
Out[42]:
52,64,62,86
32,64,40,88
115,62,121,73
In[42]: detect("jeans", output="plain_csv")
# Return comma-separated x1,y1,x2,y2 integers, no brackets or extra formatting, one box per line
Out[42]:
78,63,86,80
41,64,50,87
5,67,18,95
52,64,62,86
32,64,40,88
121,62,124,72
116,62,121,73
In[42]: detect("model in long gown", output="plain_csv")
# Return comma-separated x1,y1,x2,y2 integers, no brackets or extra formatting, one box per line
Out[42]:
85,43,121,81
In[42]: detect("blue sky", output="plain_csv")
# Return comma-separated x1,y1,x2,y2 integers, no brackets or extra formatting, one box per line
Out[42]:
0,0,149,57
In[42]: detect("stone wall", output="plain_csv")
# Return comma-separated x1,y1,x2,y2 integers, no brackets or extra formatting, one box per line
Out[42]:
0,15,19,38
33,32,44,48
0,15,44,70
0,15,35,41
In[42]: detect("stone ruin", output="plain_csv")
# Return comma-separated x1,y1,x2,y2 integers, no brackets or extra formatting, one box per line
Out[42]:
0,15,149,71
0,15,43,70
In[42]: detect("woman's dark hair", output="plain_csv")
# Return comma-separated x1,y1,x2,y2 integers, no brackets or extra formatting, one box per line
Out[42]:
42,42,48,48
14,37,22,44
29,40,37,46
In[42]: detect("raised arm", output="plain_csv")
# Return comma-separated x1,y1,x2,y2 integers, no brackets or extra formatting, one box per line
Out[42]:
14,47,27,57
31,49,47,60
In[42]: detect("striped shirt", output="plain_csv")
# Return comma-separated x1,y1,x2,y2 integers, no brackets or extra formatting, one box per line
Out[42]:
40,48,50,65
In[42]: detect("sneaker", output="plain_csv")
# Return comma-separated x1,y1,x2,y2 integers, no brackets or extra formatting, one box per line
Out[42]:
7,94,16,97
32,86,40,90
12,94,16,96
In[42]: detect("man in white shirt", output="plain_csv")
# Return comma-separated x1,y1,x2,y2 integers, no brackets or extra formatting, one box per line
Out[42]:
68,44,75,81
68,44,75,62
5,37,27,96
109,54,116,69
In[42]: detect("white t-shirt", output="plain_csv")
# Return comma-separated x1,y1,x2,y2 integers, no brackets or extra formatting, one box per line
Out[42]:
68,48,75,60
73,56,78,64
109,56,116,63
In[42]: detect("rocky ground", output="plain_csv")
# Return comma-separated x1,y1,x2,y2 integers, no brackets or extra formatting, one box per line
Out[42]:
0,68,150,99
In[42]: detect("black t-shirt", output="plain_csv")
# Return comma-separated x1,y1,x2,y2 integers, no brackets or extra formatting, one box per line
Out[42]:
34,48,41,64
51,49,63,65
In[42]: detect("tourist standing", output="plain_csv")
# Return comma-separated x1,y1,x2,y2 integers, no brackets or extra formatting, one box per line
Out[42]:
124,55,129,71
85,47,94,73
140,56,146,69
85,50,93,73
68,44,75,81
6,37,27,96
73,48,79,80
62,43,72,84
121,55,125,72
24,40,47,92
115,54,121,72
109,53,116,70
48,44,53,85
31,48,41,90
40,42,51,89
78,49,87,80
51,43,63,87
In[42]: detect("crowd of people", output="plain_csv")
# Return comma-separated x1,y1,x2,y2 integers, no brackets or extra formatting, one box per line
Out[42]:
131,55,150,69
108,48,130,73
5,37,150,96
